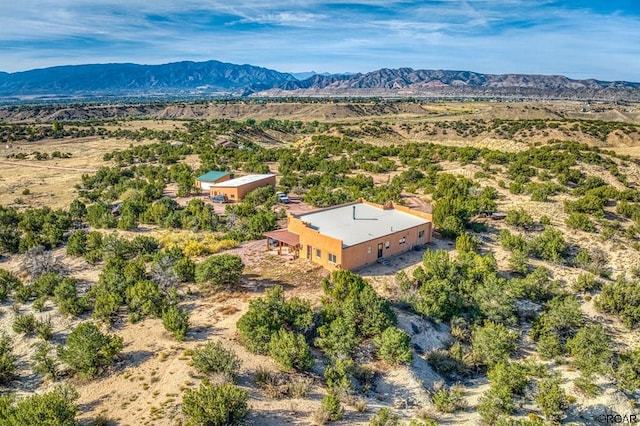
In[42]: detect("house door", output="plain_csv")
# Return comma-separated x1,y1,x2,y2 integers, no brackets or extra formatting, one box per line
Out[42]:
377,243,383,258
307,245,312,260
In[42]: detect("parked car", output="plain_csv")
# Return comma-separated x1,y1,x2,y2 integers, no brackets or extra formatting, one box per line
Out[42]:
276,192,291,204
211,194,228,204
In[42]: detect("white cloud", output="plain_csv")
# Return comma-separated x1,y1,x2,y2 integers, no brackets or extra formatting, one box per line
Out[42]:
0,0,639,81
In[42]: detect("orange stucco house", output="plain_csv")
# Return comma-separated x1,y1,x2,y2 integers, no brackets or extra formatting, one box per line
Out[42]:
266,199,432,271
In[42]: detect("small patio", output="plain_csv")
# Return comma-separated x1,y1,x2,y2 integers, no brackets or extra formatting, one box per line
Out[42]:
264,229,301,259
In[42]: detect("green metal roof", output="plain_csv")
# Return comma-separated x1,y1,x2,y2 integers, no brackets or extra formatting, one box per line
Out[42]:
195,171,230,182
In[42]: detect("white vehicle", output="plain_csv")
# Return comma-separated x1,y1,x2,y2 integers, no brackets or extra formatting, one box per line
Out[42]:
276,192,291,203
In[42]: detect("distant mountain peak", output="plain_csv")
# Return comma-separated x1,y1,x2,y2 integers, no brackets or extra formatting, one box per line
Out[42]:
0,60,638,101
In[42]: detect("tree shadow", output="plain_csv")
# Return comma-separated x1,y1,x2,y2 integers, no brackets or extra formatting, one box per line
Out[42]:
187,324,222,341
77,393,109,414
114,349,155,372
239,274,295,293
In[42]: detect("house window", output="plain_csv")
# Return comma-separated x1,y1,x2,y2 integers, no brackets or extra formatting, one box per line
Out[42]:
418,230,425,238
328,253,337,263
399,237,406,244
385,241,390,249
230,194,235,199
368,246,372,254
316,248,321,258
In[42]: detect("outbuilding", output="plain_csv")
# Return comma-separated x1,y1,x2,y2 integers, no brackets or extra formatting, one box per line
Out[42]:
209,174,276,202
195,171,231,191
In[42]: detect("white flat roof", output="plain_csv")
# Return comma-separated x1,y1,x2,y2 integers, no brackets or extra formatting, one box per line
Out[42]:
211,174,275,188
296,202,429,247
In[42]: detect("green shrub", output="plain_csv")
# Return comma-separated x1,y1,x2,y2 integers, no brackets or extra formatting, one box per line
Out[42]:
192,341,240,377
237,285,312,354
369,407,400,426
58,322,123,379
316,392,344,423
324,358,356,395
471,322,517,368
36,317,54,340
510,267,559,303
0,385,78,425
509,249,529,275
573,374,600,397
53,277,85,317
572,273,600,293
536,334,563,359
0,269,21,302
505,209,534,229
174,257,195,282
534,375,568,421
92,290,121,324
488,362,529,396
499,229,528,253
595,278,640,328
474,275,516,325
32,295,47,312
13,314,37,335
66,231,87,256
567,324,612,375
125,280,166,323
162,305,189,341
182,382,248,426
531,296,584,354
565,212,596,232
574,249,591,269
32,272,63,298
315,316,358,358
374,327,412,365
268,329,314,372
477,385,516,425
31,341,59,381
0,333,16,385
431,385,467,413
317,270,396,359
195,254,244,290
529,227,568,263
455,233,478,253
615,348,640,393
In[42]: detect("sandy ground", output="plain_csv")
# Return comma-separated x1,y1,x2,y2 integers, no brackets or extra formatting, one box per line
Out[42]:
0,136,153,209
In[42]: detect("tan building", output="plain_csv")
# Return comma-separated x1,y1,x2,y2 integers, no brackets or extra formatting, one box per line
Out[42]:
209,174,276,202
266,199,432,271
195,171,231,191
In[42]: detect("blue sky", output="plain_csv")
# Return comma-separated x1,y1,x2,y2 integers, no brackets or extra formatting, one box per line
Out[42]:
1,1,639,81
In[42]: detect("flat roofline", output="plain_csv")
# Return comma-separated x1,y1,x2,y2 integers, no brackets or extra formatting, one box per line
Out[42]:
292,200,430,247
293,201,360,220
211,173,275,188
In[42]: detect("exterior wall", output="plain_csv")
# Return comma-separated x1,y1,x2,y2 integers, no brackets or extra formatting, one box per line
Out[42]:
210,186,240,201
341,222,432,270
196,174,230,190
286,200,433,271
209,175,276,201
288,215,344,271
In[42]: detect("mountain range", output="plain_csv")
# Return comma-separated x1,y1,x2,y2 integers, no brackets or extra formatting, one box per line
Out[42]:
1,60,639,101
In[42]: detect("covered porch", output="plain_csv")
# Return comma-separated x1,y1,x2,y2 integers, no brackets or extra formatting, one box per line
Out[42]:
264,229,301,258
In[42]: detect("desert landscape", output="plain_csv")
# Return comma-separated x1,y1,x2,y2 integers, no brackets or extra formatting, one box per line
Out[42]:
1,99,640,425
